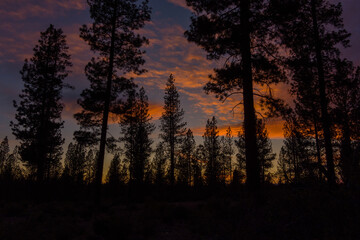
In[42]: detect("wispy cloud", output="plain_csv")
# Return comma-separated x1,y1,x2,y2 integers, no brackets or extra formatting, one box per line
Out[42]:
0,0,86,20
166,0,192,11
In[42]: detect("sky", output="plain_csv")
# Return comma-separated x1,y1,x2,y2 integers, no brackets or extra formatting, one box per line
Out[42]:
0,0,359,168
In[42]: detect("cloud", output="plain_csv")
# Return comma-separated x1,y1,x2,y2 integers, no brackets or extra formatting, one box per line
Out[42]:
166,0,192,11
132,23,215,90
62,98,164,125
148,103,163,120
0,0,86,20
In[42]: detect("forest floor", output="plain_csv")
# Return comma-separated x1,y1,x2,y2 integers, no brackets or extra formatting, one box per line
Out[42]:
0,185,359,240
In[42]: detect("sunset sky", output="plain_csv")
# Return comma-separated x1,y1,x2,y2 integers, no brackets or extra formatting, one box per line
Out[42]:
1,0,360,164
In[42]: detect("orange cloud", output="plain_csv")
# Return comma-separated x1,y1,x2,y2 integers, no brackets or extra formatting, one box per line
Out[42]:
148,103,163,120
131,23,215,90
63,99,164,124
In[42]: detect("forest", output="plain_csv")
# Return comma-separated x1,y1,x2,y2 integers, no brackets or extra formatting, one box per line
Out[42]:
1,0,360,239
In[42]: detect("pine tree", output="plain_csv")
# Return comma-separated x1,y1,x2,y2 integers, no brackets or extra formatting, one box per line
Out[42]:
185,0,286,190
235,119,276,184
219,127,234,184
11,25,72,181
153,142,167,186
330,59,360,185
63,142,86,184
257,120,276,183
120,87,155,185
0,137,23,181
159,74,187,186
193,144,205,187
177,129,196,186
76,0,151,191
276,115,318,184
106,154,127,185
203,116,221,186
270,0,350,185
0,137,10,175
84,149,97,184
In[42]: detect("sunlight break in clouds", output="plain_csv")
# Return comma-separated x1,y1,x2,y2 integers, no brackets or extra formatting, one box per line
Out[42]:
191,119,284,139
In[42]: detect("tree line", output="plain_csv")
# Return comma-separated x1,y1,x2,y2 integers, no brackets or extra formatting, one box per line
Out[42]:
1,0,360,192
1,73,276,187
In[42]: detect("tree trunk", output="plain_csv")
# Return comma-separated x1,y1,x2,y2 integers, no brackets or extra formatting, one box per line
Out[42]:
240,0,260,190
311,0,335,186
95,11,117,203
170,131,175,186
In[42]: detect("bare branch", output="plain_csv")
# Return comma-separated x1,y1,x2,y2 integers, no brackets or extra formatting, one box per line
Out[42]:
221,91,243,103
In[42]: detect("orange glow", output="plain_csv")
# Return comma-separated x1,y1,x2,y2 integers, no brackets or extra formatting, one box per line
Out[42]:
191,120,285,139
148,103,163,120
63,100,164,124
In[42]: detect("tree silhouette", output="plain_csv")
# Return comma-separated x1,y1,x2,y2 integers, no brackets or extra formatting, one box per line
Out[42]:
203,116,221,186
83,149,97,184
0,137,10,177
193,144,205,187
77,0,151,193
74,59,134,147
120,87,155,186
106,154,127,186
63,142,86,184
159,74,187,186
185,0,285,190
153,142,167,186
276,114,318,184
219,127,234,184
177,129,196,186
271,0,350,185
11,25,72,182
0,137,23,181
330,59,360,185
236,119,276,184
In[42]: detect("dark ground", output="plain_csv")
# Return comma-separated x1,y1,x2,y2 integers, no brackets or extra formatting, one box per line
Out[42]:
0,184,359,240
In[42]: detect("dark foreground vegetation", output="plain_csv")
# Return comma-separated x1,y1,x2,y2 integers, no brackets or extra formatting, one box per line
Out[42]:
1,183,360,240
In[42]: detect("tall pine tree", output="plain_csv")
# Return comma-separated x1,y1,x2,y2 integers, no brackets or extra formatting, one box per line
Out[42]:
270,0,350,185
11,25,72,181
76,0,151,191
177,129,196,186
203,116,221,186
185,0,285,190
331,59,360,185
159,74,187,186
120,87,155,186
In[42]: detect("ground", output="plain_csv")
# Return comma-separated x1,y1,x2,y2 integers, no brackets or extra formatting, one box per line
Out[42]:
0,185,359,239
